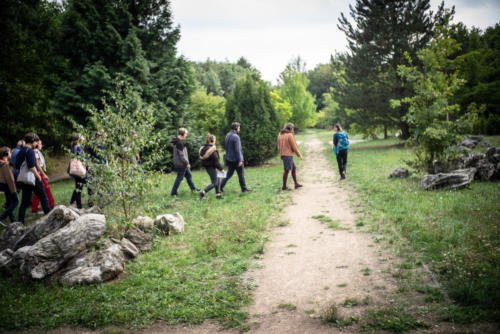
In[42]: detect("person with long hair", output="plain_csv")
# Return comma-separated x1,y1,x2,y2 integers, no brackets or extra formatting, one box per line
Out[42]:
16,133,50,223
0,147,19,225
69,134,88,208
277,123,303,190
333,123,349,180
198,134,224,200
170,128,199,196
31,138,54,214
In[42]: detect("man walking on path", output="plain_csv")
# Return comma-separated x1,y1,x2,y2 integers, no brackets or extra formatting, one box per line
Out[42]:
220,122,250,193
277,123,303,190
170,128,199,196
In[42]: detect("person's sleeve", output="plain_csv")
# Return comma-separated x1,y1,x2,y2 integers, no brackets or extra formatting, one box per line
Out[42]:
236,136,243,162
7,168,16,193
26,150,37,169
214,152,224,171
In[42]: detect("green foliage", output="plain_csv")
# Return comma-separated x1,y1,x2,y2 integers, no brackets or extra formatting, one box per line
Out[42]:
0,0,66,149
224,73,281,165
193,58,255,97
76,82,158,221
279,60,317,130
362,308,429,332
316,93,341,129
321,303,359,329
394,19,478,171
306,60,340,111
337,0,450,139
451,23,500,134
189,89,226,137
269,90,292,128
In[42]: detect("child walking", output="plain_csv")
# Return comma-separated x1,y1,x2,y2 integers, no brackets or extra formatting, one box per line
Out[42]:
198,134,224,200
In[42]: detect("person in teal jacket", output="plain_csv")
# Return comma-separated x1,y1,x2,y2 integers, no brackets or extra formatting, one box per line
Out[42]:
333,123,349,180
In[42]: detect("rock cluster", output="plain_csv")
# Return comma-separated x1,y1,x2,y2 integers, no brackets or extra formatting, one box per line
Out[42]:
389,167,409,178
421,144,500,190
0,206,185,285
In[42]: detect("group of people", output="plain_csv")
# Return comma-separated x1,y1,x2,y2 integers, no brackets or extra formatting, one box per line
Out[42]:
0,123,349,224
169,121,349,199
0,133,55,225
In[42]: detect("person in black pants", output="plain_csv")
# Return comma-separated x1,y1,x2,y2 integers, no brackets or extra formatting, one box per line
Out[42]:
198,134,224,200
16,133,50,223
333,123,349,180
69,134,88,209
220,122,249,192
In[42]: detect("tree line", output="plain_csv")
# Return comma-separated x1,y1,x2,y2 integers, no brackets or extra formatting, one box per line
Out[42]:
1,0,317,171
308,0,500,139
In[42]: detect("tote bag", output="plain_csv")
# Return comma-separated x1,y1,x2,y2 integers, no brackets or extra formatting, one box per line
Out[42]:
17,160,36,186
69,158,86,178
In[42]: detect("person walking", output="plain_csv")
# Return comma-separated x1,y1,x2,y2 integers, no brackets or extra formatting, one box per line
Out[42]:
31,139,54,214
333,123,349,180
0,147,19,225
277,123,303,190
170,128,199,196
69,134,88,209
16,133,50,223
220,122,250,193
198,134,224,200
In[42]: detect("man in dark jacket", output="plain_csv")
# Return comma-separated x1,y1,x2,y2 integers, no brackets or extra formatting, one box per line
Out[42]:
220,122,249,192
16,133,50,223
170,128,198,196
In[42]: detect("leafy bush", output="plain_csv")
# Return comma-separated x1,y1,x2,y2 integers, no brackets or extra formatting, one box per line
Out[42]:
223,73,281,165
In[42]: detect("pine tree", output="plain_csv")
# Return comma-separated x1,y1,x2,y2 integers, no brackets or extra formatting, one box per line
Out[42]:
224,73,281,165
337,0,450,138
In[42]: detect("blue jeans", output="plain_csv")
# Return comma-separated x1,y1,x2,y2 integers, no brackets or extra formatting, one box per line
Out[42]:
170,168,196,195
220,161,247,191
0,183,19,222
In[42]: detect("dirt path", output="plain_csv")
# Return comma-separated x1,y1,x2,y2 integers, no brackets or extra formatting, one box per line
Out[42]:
138,134,396,334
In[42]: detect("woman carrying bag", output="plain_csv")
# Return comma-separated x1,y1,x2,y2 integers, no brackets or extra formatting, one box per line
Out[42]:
198,134,224,200
69,134,88,209
16,133,50,223
333,123,349,180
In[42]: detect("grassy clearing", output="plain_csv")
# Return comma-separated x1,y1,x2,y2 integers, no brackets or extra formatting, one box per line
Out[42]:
0,156,288,330
317,130,500,322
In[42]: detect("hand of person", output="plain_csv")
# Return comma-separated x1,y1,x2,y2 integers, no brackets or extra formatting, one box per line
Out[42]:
299,155,303,160
221,169,225,173
187,164,191,169
238,161,243,167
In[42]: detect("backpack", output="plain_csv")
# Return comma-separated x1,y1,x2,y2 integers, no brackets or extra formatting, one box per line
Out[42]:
335,131,349,155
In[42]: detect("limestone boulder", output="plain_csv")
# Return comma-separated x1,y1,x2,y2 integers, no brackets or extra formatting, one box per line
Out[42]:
132,216,154,233
154,213,185,235
389,167,409,178
486,147,500,164
14,205,80,250
120,238,139,258
0,222,26,251
421,168,476,190
475,159,496,181
463,152,486,168
125,227,152,252
460,135,483,149
60,243,126,285
20,214,106,279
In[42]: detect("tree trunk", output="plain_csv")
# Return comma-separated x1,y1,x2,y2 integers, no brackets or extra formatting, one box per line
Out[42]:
384,125,388,139
400,122,411,140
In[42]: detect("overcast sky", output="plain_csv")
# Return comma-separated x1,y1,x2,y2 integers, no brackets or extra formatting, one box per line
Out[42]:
171,0,500,83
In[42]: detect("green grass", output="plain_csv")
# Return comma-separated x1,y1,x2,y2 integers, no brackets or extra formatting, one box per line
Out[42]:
317,130,500,316
361,307,429,332
277,303,297,311
0,158,289,330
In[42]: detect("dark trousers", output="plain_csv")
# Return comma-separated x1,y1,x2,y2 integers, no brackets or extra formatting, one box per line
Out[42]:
171,168,196,195
203,167,221,194
220,161,247,191
70,176,87,209
18,180,50,223
336,149,348,176
0,183,19,222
